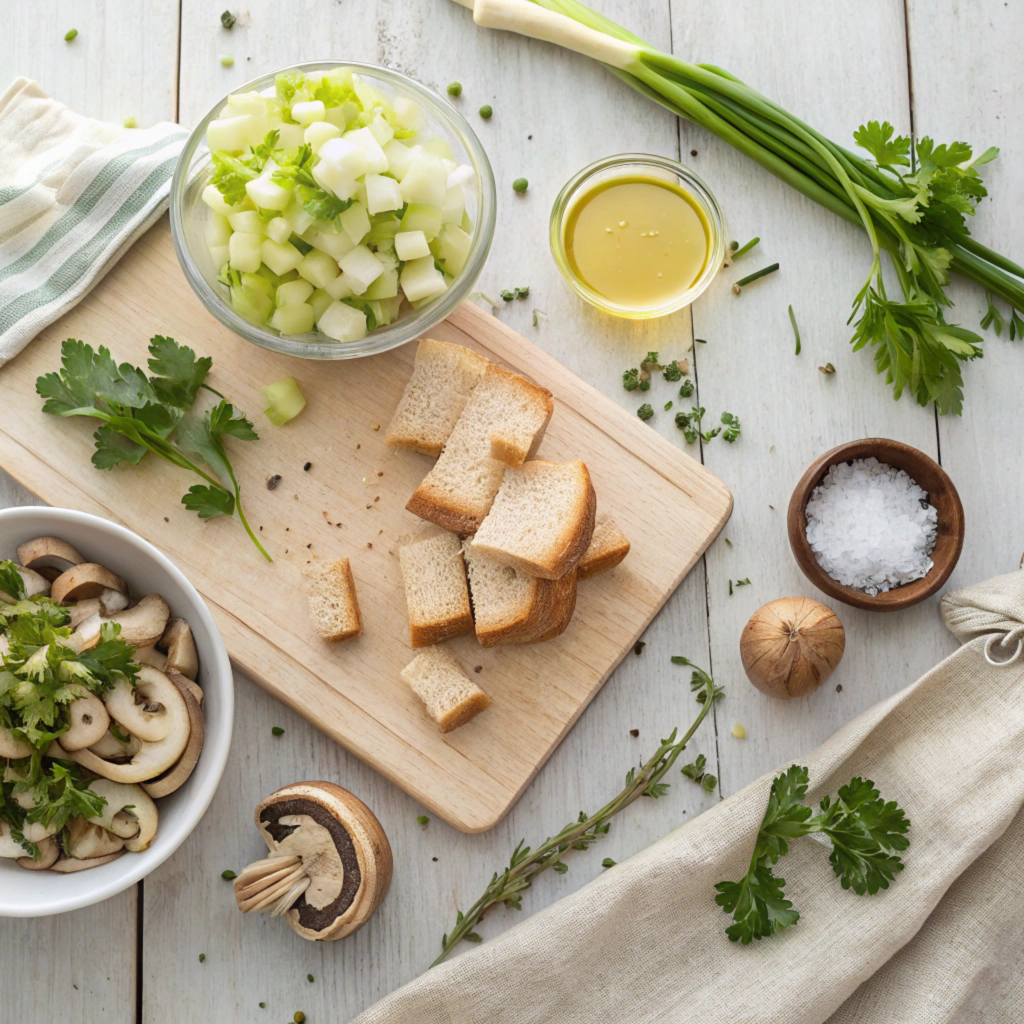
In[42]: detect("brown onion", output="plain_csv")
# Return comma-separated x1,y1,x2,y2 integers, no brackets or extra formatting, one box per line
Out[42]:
740,597,845,699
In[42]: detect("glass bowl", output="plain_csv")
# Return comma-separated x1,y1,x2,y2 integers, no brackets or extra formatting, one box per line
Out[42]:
549,153,725,320
170,61,496,360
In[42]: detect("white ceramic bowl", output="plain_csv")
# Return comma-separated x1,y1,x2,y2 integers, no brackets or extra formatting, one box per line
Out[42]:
0,508,233,917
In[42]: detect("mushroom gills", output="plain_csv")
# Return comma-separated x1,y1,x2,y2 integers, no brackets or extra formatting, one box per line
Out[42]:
234,855,310,914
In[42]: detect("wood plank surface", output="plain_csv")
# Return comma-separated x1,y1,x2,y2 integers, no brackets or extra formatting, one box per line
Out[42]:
0,218,731,832
2,1,1021,1022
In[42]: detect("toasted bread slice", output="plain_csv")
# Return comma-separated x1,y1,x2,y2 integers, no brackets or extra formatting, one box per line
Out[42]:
384,339,490,457
305,558,362,642
578,514,631,580
464,541,577,647
399,532,473,648
472,460,596,579
401,644,491,733
406,365,554,535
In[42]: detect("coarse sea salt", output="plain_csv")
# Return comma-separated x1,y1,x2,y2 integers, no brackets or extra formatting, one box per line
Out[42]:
805,457,938,595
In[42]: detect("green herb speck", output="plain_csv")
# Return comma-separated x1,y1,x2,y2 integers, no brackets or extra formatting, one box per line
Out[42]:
271,726,285,737
221,869,237,880
512,177,529,193
64,28,78,42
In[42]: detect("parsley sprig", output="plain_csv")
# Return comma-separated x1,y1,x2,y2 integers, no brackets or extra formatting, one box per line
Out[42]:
715,765,910,943
36,337,269,560
433,660,723,965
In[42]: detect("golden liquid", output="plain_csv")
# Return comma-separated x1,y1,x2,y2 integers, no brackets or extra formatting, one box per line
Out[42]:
564,175,711,311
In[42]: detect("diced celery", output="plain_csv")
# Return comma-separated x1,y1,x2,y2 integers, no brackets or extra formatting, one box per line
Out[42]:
309,288,333,323
375,249,399,272
296,249,340,288
228,210,267,234
394,229,431,261
207,114,266,153
339,202,372,245
364,174,403,215
342,127,388,174
206,213,232,247
435,224,472,277
325,99,359,130
261,239,304,276
365,212,402,249
318,300,368,343
400,255,447,302
338,244,384,294
270,302,316,335
309,229,355,261
352,75,388,114
276,123,305,149
460,209,473,234
202,184,241,216
383,140,417,180
284,201,315,236
229,232,264,273
241,272,275,298
227,91,266,117
318,138,370,180
367,113,395,147
209,244,230,268
365,267,399,300
440,185,465,225
393,96,424,132
265,216,292,245
276,279,315,306
311,160,358,201
304,121,342,154
447,164,474,189
262,376,307,424
326,274,355,300
291,100,326,125
231,284,273,324
422,136,455,162
245,174,292,211
399,155,447,207
399,203,443,242
374,295,403,325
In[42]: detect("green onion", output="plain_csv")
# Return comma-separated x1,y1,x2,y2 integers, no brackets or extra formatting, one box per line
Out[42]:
788,304,801,355
446,81,462,97
64,28,78,42
731,236,760,260
732,263,779,294
262,376,306,426
512,177,529,193
122,116,137,129
417,814,430,826
221,10,237,29
479,104,493,119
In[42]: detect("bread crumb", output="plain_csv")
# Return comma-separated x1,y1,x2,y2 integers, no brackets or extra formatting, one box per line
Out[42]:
629,728,639,737
373,423,380,430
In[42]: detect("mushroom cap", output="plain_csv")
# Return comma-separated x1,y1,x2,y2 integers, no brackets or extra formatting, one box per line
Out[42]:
17,537,86,581
51,850,125,873
75,593,171,651
86,779,158,852
141,670,204,799
17,836,60,870
50,563,128,604
161,618,199,680
253,781,392,942
133,644,168,671
60,692,111,751
0,725,31,759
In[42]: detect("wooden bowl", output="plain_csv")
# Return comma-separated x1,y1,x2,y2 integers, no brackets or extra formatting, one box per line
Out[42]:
787,438,964,612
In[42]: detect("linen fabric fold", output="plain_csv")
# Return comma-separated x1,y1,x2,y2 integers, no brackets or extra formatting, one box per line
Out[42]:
355,570,1024,1024
0,78,188,366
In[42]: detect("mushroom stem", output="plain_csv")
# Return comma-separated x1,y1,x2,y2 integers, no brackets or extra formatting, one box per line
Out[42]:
233,855,308,915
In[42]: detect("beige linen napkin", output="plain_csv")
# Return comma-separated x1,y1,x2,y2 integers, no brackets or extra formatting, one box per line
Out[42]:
355,571,1024,1024
0,78,187,366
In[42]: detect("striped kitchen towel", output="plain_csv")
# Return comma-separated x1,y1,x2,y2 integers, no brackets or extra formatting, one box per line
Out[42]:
0,77,188,367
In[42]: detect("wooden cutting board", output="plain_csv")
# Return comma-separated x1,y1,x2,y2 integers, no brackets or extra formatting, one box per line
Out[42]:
0,219,732,832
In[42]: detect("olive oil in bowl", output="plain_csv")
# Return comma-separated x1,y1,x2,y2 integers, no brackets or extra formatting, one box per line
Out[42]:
551,155,725,319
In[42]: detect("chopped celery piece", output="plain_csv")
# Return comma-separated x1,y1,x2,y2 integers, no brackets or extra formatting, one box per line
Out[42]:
338,245,384,294
365,267,399,300
309,288,333,322
276,279,315,306
395,230,430,261
399,203,442,242
231,284,273,324
383,139,416,180
228,210,266,234
308,228,355,260
202,184,241,216
261,238,304,276
365,174,403,215
243,271,275,297
304,121,342,153
318,301,368,342
206,213,232,247
400,255,447,302
422,136,455,162
296,249,340,288
440,185,465,226
265,216,292,244
270,302,316,335
399,155,447,207
291,100,326,125
262,376,307,425
229,232,263,272
365,212,402,249
435,224,472,277
339,202,371,245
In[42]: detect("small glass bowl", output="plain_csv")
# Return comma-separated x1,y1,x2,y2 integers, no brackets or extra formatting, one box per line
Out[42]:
549,153,725,320
170,61,496,360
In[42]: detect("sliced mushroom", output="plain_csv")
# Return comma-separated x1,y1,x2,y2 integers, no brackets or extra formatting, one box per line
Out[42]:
0,565,51,603
161,618,199,680
70,588,131,628
57,671,191,784
134,645,168,670
86,779,158,852
234,782,392,941
142,671,204,799
51,851,125,873
74,593,170,651
89,727,142,761
103,665,185,743
51,563,128,604
17,537,86,582
0,725,30,759
0,823,28,858
60,693,111,751
17,836,60,870
66,816,125,859
1,768,59,842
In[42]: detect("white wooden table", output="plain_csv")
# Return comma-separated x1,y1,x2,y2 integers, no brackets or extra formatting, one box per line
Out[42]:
2,1,1021,1020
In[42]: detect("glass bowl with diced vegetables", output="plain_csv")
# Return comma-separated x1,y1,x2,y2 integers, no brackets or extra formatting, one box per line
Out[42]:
170,62,496,359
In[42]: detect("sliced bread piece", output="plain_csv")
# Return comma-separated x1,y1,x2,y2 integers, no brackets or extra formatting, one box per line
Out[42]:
401,644,491,733
407,364,554,534
578,514,631,580
464,541,577,647
384,339,490,456
472,459,597,580
305,558,362,642
399,532,473,648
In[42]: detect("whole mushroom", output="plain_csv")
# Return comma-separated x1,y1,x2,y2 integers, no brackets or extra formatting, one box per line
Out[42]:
233,782,392,941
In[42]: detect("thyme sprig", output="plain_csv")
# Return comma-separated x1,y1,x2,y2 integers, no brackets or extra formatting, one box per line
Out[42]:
434,660,722,965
